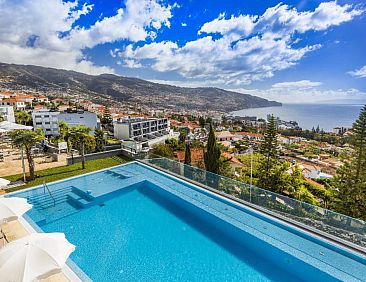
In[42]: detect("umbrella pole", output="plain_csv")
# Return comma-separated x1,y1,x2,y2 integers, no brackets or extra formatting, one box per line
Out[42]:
21,146,26,182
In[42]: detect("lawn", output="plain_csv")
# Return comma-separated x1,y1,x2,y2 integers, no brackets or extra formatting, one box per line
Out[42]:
4,155,132,193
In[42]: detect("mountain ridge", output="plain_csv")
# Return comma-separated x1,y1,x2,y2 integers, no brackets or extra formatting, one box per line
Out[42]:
0,62,281,112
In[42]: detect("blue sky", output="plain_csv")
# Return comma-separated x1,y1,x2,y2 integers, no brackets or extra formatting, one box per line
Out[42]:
0,0,365,103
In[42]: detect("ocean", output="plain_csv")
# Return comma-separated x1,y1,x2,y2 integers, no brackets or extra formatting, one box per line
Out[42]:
231,103,364,132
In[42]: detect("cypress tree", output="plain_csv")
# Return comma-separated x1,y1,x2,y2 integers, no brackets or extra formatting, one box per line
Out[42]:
204,123,221,174
184,142,191,165
334,105,366,219
199,116,206,128
260,115,279,172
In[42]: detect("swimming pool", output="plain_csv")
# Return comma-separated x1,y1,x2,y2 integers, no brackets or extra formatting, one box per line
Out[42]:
10,162,366,281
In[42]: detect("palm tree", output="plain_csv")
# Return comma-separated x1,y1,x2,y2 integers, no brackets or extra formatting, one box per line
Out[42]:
58,121,71,151
15,111,32,125
9,129,44,180
68,125,92,169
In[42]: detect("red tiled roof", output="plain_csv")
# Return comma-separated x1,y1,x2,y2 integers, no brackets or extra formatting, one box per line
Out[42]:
1,98,24,103
236,131,263,138
176,148,204,163
222,152,244,166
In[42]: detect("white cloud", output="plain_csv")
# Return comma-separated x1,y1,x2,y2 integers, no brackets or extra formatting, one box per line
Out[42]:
199,13,256,40
149,77,366,103
348,65,366,78
181,23,187,27
120,2,363,85
68,0,173,49
122,59,143,69
0,0,173,74
271,80,322,89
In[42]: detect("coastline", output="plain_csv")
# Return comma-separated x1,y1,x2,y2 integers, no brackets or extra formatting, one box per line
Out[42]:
231,103,362,132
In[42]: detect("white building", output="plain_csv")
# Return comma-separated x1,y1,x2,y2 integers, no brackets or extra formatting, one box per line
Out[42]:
0,105,15,123
114,117,173,150
32,110,60,136
303,169,333,180
114,117,169,140
0,98,26,110
32,109,99,136
58,110,99,132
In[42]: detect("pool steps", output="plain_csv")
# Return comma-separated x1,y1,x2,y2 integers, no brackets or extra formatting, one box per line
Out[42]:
25,172,145,226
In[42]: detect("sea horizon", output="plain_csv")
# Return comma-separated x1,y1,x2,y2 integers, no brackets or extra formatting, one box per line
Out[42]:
232,103,364,132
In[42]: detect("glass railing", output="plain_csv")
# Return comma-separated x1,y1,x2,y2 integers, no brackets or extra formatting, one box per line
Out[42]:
139,157,366,250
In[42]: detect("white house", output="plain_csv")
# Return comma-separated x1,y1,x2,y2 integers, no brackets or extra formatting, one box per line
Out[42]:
0,98,26,110
215,131,235,142
303,169,333,180
0,105,15,123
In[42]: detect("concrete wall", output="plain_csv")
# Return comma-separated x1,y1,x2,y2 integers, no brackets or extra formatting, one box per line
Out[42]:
66,148,147,165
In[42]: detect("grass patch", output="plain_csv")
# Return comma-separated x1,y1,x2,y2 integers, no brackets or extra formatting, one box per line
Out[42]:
4,155,132,193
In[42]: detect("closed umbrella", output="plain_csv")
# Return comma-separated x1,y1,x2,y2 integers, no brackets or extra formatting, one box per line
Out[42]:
0,178,10,187
0,197,32,223
0,233,75,282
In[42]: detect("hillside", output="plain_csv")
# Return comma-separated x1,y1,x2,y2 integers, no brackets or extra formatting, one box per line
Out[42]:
0,63,281,112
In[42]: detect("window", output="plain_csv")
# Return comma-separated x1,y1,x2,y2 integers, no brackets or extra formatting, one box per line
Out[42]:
36,122,42,125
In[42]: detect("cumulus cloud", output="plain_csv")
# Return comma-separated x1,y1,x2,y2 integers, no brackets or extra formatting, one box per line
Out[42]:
119,1,363,85
348,65,366,78
0,0,173,74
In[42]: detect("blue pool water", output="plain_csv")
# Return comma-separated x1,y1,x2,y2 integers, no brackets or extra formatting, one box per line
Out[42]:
11,162,366,281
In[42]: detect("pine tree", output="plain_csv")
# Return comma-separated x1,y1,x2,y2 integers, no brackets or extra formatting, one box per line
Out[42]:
204,123,221,173
184,142,191,165
102,106,112,125
94,129,105,152
333,105,366,219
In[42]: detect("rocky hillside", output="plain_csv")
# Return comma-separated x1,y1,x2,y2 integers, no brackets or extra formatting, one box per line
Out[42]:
0,63,281,112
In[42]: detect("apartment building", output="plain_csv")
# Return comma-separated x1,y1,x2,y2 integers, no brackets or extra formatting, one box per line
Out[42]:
32,109,99,136
114,117,170,140
0,105,15,123
32,110,60,136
